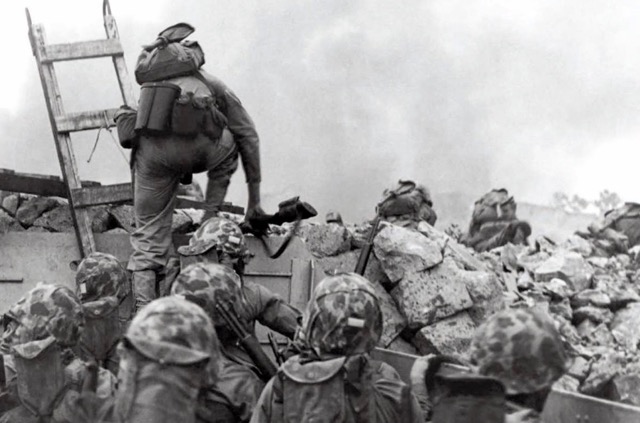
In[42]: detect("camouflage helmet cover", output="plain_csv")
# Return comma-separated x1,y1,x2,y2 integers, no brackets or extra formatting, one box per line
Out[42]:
126,296,218,365
75,252,128,302
170,262,244,328
302,273,382,356
469,308,567,395
177,217,251,260
2,282,84,349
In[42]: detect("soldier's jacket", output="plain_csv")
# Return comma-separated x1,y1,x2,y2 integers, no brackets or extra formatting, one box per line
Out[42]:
220,281,301,373
250,355,424,423
198,356,265,423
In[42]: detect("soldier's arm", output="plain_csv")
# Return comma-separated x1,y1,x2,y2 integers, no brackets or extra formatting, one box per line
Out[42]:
200,70,263,214
242,283,301,339
249,376,282,423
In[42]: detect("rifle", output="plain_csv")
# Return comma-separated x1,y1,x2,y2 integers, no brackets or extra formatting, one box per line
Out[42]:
354,214,382,275
216,300,278,381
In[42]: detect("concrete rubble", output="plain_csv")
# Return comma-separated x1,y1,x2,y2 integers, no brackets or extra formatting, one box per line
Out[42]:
4,191,640,406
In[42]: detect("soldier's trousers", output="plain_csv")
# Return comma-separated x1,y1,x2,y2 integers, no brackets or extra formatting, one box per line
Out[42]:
127,130,239,311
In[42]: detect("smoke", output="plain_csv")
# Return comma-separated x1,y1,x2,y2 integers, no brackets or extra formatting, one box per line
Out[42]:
2,0,640,223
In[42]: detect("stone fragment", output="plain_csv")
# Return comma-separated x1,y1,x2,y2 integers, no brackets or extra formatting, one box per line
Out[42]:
560,234,593,257
570,289,611,309
104,228,128,234
534,250,593,292
15,196,59,227
1,194,21,216
548,298,572,322
304,223,352,257
610,364,640,406
587,257,609,268
567,356,591,381
610,303,640,351
26,225,49,233
315,250,391,288
385,336,418,355
390,258,473,329
459,269,504,324
412,311,476,359
517,271,534,290
176,181,204,202
91,207,113,233
553,374,581,392
371,280,408,348
544,278,573,300
0,209,24,233
580,352,625,396
32,204,74,232
572,306,613,325
109,205,135,233
374,224,443,283
171,209,195,234
576,319,597,338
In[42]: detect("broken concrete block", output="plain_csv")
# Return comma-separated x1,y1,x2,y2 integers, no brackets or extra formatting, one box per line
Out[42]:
560,234,593,257
572,306,613,325
304,223,352,257
610,303,640,351
459,269,504,324
534,250,594,292
32,204,74,232
610,365,640,406
571,289,612,309
580,352,626,396
589,324,616,347
553,374,581,392
91,207,113,233
548,298,572,322
15,196,60,227
374,224,443,283
412,311,476,359
0,209,24,233
567,356,591,381
544,278,573,300
391,258,473,329
371,279,407,348
517,271,534,290
1,194,21,216
109,205,135,233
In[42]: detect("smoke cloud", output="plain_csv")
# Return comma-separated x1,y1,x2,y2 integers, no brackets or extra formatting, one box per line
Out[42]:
1,0,639,222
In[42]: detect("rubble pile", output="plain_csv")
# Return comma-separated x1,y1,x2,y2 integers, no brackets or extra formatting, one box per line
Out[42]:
4,191,640,406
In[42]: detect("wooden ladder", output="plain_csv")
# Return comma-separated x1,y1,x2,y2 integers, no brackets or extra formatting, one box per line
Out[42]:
26,0,136,257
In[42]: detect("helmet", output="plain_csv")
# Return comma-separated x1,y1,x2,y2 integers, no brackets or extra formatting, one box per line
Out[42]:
177,217,251,261
3,282,84,348
125,296,218,365
302,273,382,356
469,308,567,395
170,262,243,328
75,252,128,302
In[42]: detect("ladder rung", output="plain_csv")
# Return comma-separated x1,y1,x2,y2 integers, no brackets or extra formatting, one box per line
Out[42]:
55,108,118,133
41,39,124,63
0,168,100,198
71,183,132,208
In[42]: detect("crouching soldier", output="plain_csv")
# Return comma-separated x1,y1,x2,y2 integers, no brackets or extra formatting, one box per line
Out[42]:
73,252,131,375
171,263,267,422
177,217,302,373
0,283,116,423
461,188,532,252
251,272,424,423
70,296,220,423
410,308,567,423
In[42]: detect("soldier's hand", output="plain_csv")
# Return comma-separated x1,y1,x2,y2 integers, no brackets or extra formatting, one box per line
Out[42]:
246,205,267,220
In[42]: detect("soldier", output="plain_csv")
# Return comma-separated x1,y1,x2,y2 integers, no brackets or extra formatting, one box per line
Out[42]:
250,272,425,423
127,23,266,312
410,308,567,423
177,216,301,357
73,252,131,374
0,283,116,422
171,262,267,422
377,179,437,229
70,295,220,423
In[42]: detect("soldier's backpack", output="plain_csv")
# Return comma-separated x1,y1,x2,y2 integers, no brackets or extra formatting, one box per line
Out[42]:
378,179,437,225
468,189,516,235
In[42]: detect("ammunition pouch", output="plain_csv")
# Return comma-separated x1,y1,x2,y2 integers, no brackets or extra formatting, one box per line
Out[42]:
135,82,181,135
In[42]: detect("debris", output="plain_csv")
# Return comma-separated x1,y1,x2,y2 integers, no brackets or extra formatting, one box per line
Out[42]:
412,311,476,359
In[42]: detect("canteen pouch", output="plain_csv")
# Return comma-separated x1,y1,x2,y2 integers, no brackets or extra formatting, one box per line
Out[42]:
135,82,181,134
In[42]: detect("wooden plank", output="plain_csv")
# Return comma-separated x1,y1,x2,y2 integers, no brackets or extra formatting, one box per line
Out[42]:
104,13,137,108
0,168,100,197
543,389,640,423
176,197,245,215
55,108,118,133
41,39,123,63
71,183,132,208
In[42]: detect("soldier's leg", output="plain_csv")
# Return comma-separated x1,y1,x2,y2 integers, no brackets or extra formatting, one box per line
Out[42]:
127,148,180,312
204,130,239,220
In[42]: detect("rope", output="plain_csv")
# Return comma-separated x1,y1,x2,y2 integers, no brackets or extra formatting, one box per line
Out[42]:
86,111,130,166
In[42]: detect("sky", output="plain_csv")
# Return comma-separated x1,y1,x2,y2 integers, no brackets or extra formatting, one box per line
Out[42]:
1,0,639,222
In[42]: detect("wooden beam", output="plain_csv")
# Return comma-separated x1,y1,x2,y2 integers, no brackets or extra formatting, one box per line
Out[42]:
0,168,100,197
40,39,123,63
176,197,245,215
55,108,118,133
71,183,132,208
